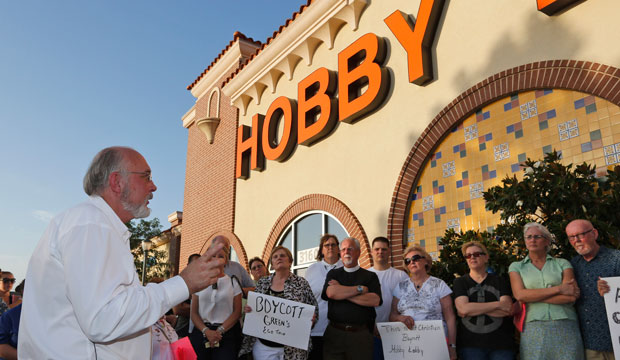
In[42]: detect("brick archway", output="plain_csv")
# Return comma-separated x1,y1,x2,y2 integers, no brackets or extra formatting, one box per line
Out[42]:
264,194,371,268
200,229,249,269
388,60,620,267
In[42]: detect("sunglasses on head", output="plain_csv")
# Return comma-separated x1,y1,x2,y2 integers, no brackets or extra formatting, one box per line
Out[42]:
2,278,15,284
464,252,486,259
404,254,424,265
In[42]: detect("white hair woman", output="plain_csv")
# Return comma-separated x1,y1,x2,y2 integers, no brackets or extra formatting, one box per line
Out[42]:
389,245,457,360
508,222,584,359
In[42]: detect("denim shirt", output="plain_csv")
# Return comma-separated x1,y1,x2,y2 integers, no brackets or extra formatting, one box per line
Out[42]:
509,255,577,322
571,246,620,352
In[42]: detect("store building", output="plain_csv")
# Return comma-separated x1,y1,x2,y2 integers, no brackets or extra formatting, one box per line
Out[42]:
178,0,620,273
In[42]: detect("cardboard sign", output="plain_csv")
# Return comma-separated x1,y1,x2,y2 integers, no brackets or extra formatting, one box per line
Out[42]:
242,291,315,350
601,276,620,358
377,321,449,360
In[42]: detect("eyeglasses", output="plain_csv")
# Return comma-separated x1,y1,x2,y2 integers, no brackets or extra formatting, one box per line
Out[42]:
568,229,594,242
525,234,546,240
251,264,265,271
464,252,486,259
404,254,424,265
2,278,15,284
323,243,338,248
127,171,152,182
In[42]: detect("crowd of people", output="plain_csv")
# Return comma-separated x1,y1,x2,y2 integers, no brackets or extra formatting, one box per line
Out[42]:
2,146,620,360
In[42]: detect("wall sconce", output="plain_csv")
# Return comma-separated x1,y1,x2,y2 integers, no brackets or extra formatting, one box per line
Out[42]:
196,117,221,144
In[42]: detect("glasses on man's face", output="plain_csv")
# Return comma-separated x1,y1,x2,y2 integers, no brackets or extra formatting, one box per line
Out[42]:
127,171,152,182
525,234,545,241
403,254,424,265
2,278,15,284
251,264,264,271
464,252,486,259
568,229,594,242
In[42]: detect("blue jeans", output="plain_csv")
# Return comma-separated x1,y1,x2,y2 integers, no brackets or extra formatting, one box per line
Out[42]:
458,347,515,360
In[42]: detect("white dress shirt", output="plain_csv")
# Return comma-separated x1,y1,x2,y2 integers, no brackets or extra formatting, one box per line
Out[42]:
18,196,190,359
304,259,343,336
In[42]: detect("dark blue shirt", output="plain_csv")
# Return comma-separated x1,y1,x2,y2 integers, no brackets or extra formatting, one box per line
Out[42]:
571,246,620,352
0,303,21,358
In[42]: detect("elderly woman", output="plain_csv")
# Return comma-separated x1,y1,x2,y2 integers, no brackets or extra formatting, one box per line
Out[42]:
241,246,318,360
389,245,457,360
189,245,242,360
453,241,515,360
508,222,584,359
304,234,342,360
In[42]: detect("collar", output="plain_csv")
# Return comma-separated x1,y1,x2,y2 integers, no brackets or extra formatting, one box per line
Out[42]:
88,195,130,243
522,253,553,264
322,259,343,270
344,265,360,272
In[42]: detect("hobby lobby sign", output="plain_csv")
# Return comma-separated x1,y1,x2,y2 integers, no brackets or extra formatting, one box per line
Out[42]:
235,0,580,179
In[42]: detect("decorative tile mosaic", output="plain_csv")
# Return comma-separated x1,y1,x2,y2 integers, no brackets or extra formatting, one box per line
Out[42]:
494,143,510,161
558,119,579,141
443,161,456,178
469,182,484,199
406,90,620,253
465,124,478,142
520,100,538,120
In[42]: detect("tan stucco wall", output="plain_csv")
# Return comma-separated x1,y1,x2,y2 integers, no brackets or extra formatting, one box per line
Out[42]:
233,0,620,258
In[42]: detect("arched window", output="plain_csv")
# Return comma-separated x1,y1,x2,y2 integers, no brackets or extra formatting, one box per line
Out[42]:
276,211,348,276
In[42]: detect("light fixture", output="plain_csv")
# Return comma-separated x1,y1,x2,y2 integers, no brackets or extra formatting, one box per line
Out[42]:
196,117,221,144
141,239,153,285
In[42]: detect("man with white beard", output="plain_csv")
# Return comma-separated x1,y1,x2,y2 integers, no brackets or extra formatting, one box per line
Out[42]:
18,146,225,359
322,237,381,360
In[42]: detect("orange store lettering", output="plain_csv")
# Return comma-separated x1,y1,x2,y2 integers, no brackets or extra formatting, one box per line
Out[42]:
235,0,580,179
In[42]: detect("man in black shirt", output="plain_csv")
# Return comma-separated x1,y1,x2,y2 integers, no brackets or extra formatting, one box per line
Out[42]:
321,237,381,360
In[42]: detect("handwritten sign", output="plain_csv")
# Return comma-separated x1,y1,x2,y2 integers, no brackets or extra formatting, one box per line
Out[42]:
243,291,315,350
602,276,620,358
377,321,449,360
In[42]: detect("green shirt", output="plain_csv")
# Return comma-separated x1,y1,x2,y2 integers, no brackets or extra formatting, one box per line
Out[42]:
509,254,577,322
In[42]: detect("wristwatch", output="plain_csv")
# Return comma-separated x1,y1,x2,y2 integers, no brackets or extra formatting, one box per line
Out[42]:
217,325,226,335
449,344,457,349
357,285,364,294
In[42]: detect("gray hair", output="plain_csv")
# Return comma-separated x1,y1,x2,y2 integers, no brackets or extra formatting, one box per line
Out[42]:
524,222,554,251
83,147,131,196
340,237,360,250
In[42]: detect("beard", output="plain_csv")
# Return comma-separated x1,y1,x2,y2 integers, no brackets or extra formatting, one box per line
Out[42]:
342,255,354,266
121,185,152,219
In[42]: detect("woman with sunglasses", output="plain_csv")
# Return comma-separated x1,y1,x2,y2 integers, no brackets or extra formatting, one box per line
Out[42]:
0,272,18,316
304,234,342,360
389,245,457,360
509,222,583,359
453,241,515,360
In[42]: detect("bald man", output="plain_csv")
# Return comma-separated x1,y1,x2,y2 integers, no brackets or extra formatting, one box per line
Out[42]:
567,219,620,360
18,147,225,359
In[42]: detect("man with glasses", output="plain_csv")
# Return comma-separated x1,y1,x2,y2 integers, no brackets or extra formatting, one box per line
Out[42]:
18,147,225,359
322,237,381,360
368,237,407,360
567,219,620,360
249,257,268,283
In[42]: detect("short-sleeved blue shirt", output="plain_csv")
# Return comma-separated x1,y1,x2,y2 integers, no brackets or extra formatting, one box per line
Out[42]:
0,303,21,351
571,246,620,352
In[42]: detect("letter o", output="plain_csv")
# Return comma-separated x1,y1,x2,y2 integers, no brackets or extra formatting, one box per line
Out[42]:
262,96,297,161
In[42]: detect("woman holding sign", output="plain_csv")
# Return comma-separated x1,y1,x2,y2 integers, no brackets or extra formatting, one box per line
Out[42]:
453,241,516,360
389,245,457,360
189,245,243,360
240,246,318,360
508,222,584,359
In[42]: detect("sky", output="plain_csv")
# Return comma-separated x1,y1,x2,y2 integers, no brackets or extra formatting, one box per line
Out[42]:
0,0,307,283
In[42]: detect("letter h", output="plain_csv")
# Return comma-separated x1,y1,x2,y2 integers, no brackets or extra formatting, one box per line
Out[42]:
236,114,265,179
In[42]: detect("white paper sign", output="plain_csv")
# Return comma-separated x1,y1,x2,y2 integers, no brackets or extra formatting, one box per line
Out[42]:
377,321,449,360
601,276,620,358
242,291,315,350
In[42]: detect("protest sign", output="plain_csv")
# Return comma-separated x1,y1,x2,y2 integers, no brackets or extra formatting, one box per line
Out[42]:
601,276,620,358
377,321,449,360
242,291,315,350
